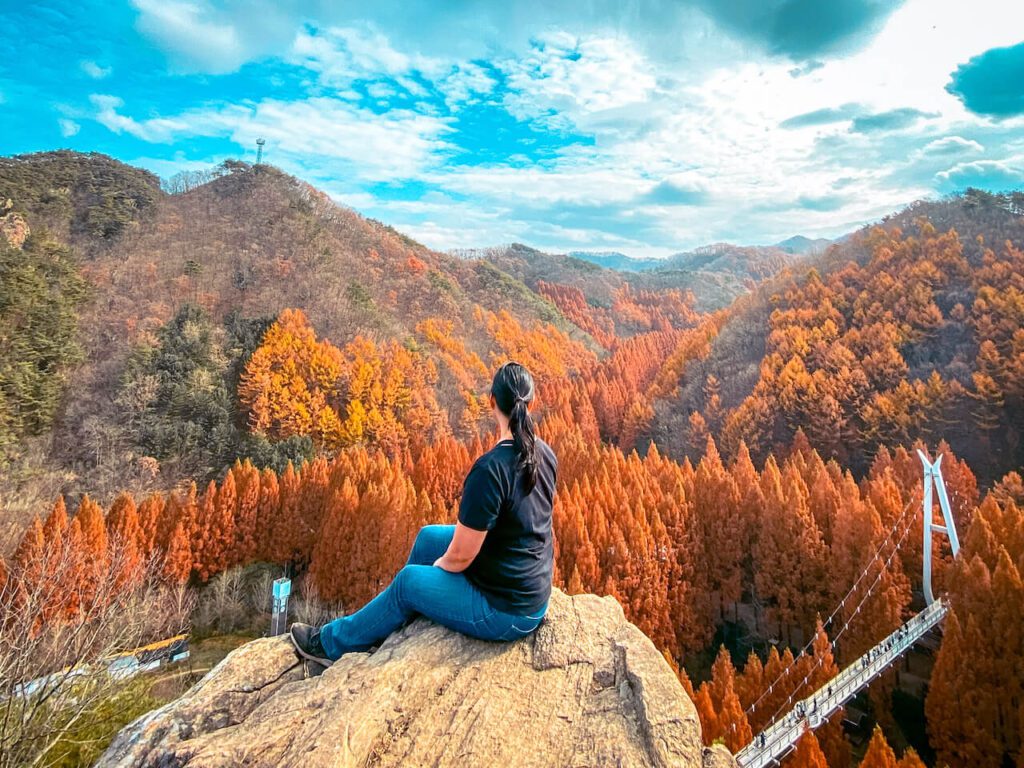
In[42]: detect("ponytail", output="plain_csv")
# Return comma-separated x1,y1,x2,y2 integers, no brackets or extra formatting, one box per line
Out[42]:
490,362,539,493
509,397,538,493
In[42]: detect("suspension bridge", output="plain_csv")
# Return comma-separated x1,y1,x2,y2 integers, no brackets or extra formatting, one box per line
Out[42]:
734,451,961,768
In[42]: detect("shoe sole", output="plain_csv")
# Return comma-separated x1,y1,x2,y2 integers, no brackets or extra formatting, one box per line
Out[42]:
288,629,333,668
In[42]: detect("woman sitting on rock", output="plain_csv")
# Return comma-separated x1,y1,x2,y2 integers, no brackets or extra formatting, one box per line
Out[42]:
290,361,557,666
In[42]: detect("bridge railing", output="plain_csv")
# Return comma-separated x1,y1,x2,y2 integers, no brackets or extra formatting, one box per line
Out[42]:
735,598,948,768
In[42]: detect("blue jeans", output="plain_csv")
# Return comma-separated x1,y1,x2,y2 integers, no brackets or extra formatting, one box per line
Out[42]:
318,524,549,661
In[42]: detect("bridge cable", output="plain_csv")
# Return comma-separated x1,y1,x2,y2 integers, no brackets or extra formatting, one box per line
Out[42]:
743,484,927,720
753,498,927,739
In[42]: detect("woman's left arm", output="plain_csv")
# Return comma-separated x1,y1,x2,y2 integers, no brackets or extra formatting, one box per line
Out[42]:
439,456,503,572
434,522,487,572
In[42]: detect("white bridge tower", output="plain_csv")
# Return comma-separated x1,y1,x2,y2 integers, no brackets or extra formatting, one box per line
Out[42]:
918,449,961,605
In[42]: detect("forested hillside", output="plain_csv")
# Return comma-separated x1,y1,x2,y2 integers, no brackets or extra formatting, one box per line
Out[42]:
0,152,704,541
0,150,160,247
639,192,1024,485
1,151,1022,767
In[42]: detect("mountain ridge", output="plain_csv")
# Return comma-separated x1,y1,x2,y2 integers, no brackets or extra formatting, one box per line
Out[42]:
566,234,832,273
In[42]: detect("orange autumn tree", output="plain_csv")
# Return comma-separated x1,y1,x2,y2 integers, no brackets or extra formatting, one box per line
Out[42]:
239,307,346,446
926,492,1024,768
611,283,699,333
308,477,361,604
713,220,1015,480
189,472,238,582
474,305,594,383
75,495,109,608
694,647,752,752
136,494,163,556
155,484,196,582
8,494,154,625
241,309,450,453
536,280,617,348
416,317,491,433
585,329,683,444
232,459,261,565
860,727,899,768
333,335,448,452
784,732,828,768
105,492,144,590
161,521,192,584
10,518,48,617
754,456,829,643
830,470,911,665
687,437,744,623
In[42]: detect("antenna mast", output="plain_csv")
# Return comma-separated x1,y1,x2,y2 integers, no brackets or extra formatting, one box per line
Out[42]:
255,138,266,167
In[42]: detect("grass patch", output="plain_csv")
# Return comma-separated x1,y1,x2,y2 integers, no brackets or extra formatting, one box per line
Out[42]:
43,631,259,767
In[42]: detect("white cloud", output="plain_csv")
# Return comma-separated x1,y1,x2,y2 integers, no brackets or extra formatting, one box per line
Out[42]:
235,98,454,181
358,0,1021,254
366,82,397,100
89,94,453,182
112,0,1024,255
131,0,254,74
332,27,413,76
58,119,80,137
502,32,659,126
80,60,112,79
288,27,496,112
430,159,643,206
396,76,430,98
289,26,439,87
437,63,496,109
919,136,984,156
90,94,218,142
935,158,1024,192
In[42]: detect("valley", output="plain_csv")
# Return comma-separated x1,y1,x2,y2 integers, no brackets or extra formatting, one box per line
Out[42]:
1,152,1022,767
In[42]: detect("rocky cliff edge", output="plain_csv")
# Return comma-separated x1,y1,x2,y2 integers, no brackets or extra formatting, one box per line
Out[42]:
98,587,734,768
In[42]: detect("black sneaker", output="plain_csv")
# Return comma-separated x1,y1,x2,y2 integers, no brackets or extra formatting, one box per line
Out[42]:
289,623,332,667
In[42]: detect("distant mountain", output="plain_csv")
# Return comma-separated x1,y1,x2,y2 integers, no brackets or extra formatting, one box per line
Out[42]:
0,154,577,354
474,239,810,312
566,251,665,271
658,243,797,282
772,235,832,255
477,243,777,312
463,243,625,306
570,237,832,274
559,242,805,309
570,240,814,283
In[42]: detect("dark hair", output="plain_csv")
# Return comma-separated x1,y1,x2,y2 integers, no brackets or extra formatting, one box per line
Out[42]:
490,361,538,493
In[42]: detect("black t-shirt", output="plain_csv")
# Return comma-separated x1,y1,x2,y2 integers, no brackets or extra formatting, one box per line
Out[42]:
457,437,557,615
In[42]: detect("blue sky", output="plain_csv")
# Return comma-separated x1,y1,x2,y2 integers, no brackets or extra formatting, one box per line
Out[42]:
2,1,1023,257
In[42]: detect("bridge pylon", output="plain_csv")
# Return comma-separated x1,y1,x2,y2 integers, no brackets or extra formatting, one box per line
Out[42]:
735,450,963,768
917,450,961,605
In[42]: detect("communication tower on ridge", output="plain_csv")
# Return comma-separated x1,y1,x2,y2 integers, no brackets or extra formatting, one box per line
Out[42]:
255,138,266,166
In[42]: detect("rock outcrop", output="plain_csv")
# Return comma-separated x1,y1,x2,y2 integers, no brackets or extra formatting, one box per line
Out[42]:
99,588,734,767
0,199,29,249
